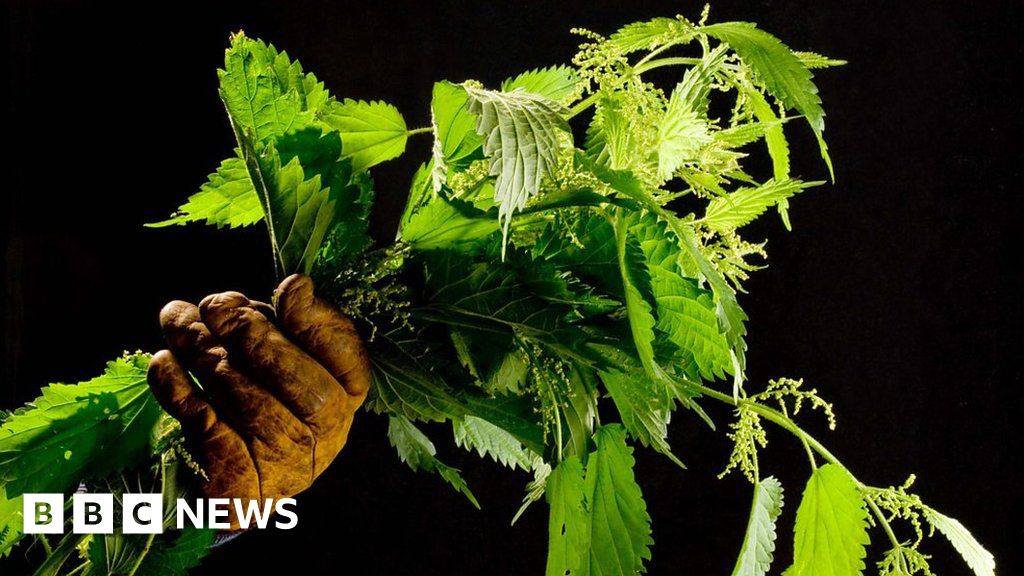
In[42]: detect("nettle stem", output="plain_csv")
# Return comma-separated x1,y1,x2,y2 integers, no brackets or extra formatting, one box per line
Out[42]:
693,382,906,545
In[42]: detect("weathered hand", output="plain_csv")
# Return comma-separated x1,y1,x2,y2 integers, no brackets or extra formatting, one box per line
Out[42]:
146,275,369,523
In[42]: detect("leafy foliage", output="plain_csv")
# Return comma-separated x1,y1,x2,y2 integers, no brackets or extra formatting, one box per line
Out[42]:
147,155,261,229
701,21,833,174
388,415,480,508
7,9,996,576
786,464,870,576
133,528,216,576
732,477,784,576
703,179,821,232
502,66,580,103
454,415,534,471
0,354,161,498
321,99,408,171
545,425,652,576
463,84,570,238
925,509,996,576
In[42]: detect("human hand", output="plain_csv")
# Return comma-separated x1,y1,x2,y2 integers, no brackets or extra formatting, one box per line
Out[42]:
147,275,369,525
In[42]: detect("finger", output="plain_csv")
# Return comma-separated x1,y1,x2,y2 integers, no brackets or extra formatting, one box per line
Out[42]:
197,291,345,425
159,300,218,365
147,350,261,509
275,274,371,402
158,302,318,496
147,349,218,437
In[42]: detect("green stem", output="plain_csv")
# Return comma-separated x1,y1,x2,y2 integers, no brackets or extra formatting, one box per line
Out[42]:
38,535,53,556
693,382,845,468
865,492,904,549
696,380,910,549
123,533,158,576
634,56,703,74
407,126,433,136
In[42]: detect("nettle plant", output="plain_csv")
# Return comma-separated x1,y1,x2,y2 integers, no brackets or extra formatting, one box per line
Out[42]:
0,8,996,576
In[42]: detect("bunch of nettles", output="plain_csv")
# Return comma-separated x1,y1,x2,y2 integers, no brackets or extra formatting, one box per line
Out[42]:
0,8,996,576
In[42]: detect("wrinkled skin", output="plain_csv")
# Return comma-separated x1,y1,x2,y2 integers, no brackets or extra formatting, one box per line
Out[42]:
147,274,369,528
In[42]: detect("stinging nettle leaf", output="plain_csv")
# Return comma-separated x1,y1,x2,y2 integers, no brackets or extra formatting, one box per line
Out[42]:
147,154,261,229
630,212,732,381
321,98,409,172
657,96,711,182
454,415,534,471
431,81,484,192
387,415,480,509
794,51,848,69
732,477,784,576
609,17,697,54
400,194,499,251
703,179,821,232
545,425,653,576
925,508,996,576
253,128,354,274
0,354,161,498
786,464,869,576
701,22,833,176
502,66,580,103
463,84,570,239
601,369,678,466
545,456,588,575
218,32,328,145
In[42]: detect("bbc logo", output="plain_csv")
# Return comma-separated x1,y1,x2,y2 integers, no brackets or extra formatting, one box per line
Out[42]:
24,493,163,534
23,493,298,533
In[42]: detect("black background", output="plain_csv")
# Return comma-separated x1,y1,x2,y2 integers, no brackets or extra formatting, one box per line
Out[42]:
2,0,1021,574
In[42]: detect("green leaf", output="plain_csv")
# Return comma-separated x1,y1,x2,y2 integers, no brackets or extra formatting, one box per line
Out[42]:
794,52,848,69
732,477,784,576
584,161,748,384
502,66,579,102
657,91,711,182
0,354,162,497
787,464,870,576
454,415,534,471
419,250,600,367
614,209,675,393
702,22,832,175
321,99,408,172
514,457,551,524
703,179,820,232
369,334,545,454
584,94,654,176
368,335,470,423
431,81,484,191
313,170,375,270
400,194,499,250
671,45,728,116
546,456,588,575
387,415,480,508
630,212,732,380
0,491,22,556
924,508,995,576
218,32,328,145
546,425,653,576
743,88,793,227
146,155,261,229
609,17,697,54
601,369,678,466
464,84,570,237
238,126,363,274
131,528,215,576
